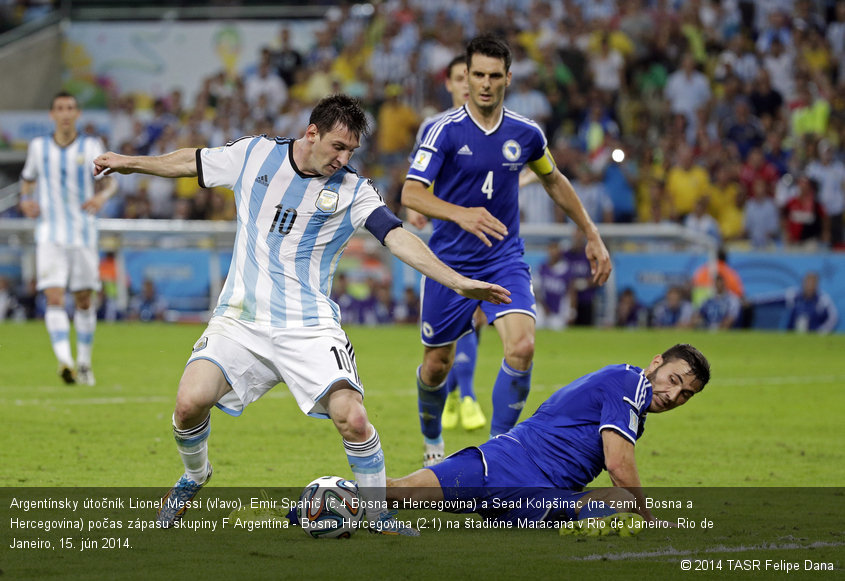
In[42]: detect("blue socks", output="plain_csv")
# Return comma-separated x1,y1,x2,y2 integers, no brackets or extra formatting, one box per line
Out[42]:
417,366,448,440
449,330,479,399
490,359,531,437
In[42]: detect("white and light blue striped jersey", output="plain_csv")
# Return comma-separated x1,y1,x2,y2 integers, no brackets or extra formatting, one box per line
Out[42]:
21,134,106,248
198,136,386,328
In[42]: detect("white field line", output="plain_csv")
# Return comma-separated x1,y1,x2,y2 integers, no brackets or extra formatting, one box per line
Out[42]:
4,391,291,407
4,373,845,407
566,540,845,562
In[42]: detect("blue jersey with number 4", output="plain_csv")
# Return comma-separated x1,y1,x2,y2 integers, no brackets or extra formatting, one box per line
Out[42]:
406,105,550,271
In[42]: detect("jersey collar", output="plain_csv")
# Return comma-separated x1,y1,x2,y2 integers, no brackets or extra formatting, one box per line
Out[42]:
464,104,503,135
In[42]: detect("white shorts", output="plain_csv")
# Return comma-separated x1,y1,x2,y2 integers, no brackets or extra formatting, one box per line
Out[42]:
187,316,363,419
36,243,101,292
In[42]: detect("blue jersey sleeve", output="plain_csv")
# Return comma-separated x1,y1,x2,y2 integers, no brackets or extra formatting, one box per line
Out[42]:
405,116,451,186
598,365,651,445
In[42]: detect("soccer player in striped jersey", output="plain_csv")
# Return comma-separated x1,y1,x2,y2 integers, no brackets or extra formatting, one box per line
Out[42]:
402,35,612,467
406,55,488,434
20,92,117,386
387,344,711,530
94,94,510,536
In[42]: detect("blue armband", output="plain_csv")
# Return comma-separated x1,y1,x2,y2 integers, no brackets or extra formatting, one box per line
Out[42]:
365,205,403,245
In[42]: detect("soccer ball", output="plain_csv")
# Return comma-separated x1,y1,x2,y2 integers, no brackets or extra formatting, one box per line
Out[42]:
297,476,364,539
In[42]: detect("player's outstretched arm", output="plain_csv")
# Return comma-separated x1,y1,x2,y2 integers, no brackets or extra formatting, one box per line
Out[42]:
384,227,511,305
401,179,508,247
601,429,658,522
93,148,199,179
538,169,612,285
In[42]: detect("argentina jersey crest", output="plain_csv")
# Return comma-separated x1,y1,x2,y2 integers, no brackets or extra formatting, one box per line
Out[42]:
315,189,339,213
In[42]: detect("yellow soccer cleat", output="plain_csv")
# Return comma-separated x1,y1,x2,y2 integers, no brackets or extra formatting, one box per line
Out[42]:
441,390,460,430
460,396,487,431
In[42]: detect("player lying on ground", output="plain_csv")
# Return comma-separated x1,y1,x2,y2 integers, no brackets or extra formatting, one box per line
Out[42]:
386,344,710,533
93,94,510,537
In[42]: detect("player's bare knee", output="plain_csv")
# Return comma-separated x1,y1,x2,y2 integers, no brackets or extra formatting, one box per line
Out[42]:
505,337,534,369
421,355,453,386
173,389,212,427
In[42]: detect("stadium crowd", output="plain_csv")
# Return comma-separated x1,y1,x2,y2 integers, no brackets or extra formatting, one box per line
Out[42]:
5,0,845,329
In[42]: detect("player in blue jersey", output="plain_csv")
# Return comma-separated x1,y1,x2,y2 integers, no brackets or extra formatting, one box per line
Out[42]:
94,94,510,536
387,344,710,530
20,92,117,386
783,272,838,333
402,34,612,466
406,55,487,434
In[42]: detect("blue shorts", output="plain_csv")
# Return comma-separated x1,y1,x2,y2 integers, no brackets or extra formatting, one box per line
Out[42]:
420,260,536,346
429,435,589,523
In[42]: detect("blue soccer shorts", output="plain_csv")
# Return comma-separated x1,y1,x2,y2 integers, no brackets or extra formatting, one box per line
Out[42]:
419,260,536,346
429,435,589,523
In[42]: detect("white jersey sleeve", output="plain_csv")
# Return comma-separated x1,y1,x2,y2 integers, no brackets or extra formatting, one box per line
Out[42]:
347,178,387,229
197,137,256,190
21,138,42,182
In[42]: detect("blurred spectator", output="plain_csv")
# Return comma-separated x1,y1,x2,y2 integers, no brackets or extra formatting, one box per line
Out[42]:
271,27,304,87
666,144,710,219
707,164,744,241
724,99,765,160
16,279,44,320
684,196,721,243
244,59,288,120
782,271,838,334
739,146,780,200
693,274,741,330
614,287,647,328
0,276,17,321
664,52,711,128
128,279,168,322
651,286,693,328
782,175,828,245
563,230,599,326
98,251,122,322
744,179,781,248
570,164,613,223
376,84,419,167
805,143,845,248
691,247,744,306
535,242,571,330
394,286,420,325
331,273,359,325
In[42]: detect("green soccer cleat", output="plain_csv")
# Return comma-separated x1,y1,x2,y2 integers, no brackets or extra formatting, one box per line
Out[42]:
460,396,487,431
559,512,644,537
441,390,459,430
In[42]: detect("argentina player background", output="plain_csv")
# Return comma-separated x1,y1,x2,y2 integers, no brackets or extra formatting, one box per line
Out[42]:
401,34,612,467
20,92,118,387
93,94,511,537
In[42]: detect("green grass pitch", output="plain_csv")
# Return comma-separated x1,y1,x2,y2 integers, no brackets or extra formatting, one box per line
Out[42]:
1,322,843,579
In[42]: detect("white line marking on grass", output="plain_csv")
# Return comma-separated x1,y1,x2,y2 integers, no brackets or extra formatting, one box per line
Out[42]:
568,540,845,562
4,391,291,407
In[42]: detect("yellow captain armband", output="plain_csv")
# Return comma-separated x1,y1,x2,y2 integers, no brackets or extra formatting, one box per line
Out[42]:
526,147,555,176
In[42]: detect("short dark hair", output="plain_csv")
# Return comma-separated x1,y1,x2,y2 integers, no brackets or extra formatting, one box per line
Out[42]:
661,344,711,390
445,55,467,78
51,91,78,110
466,34,512,72
309,94,369,139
